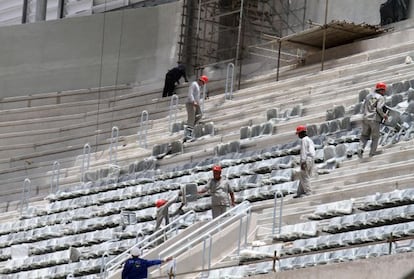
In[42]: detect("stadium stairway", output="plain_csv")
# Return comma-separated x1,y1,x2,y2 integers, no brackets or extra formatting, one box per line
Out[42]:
1,24,414,278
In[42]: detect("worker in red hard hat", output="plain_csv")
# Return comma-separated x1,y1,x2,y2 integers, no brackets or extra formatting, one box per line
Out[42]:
154,193,184,231
184,75,209,142
198,165,235,218
294,125,315,198
357,82,388,158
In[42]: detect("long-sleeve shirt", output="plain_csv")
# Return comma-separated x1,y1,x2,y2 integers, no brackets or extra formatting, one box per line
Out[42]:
156,195,180,222
300,136,315,163
201,178,234,206
186,81,201,104
122,257,162,279
362,91,387,122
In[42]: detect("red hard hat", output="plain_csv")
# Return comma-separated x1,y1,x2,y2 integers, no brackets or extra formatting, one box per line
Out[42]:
155,199,167,208
212,165,222,172
296,125,307,134
375,82,387,91
199,75,209,84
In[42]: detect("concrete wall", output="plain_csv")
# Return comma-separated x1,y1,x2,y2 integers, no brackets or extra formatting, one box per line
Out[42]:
0,1,181,98
304,0,413,26
253,251,414,279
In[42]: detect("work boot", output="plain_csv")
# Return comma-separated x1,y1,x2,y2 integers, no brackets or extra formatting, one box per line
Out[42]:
369,150,383,157
183,126,194,142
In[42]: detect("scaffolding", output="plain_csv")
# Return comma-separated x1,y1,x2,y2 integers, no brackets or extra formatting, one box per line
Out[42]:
178,0,307,82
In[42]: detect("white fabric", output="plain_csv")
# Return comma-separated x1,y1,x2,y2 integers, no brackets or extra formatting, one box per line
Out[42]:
300,136,315,163
186,81,201,104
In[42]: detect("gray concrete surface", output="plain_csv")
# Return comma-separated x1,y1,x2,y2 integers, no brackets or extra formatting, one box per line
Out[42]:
0,1,181,98
251,252,414,279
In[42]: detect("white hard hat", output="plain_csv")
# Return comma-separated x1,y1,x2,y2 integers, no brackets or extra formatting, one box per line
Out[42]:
130,247,141,256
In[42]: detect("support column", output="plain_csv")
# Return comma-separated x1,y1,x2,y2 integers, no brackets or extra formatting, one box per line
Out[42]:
22,0,29,23
58,0,65,19
35,0,48,22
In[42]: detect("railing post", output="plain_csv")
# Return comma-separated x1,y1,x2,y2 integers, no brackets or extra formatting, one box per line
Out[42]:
104,210,197,275
50,161,60,194
80,143,91,183
138,110,149,148
225,62,235,100
244,207,251,248
21,178,31,215
201,84,206,114
201,235,212,278
207,235,212,277
109,126,119,165
168,259,177,279
272,191,284,235
100,252,109,278
168,94,179,133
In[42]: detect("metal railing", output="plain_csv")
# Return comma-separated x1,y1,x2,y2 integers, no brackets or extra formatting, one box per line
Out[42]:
272,191,284,235
201,84,206,114
20,178,31,215
156,201,252,277
225,62,235,100
80,143,91,183
109,126,119,165
168,94,179,133
101,210,197,278
50,161,60,194
138,110,149,148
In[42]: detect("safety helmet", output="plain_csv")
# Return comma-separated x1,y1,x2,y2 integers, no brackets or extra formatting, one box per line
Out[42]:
375,82,387,91
212,165,222,172
130,247,141,256
155,199,167,208
199,75,209,84
296,125,307,134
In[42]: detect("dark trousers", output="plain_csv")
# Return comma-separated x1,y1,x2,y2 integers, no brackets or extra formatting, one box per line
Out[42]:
162,75,176,97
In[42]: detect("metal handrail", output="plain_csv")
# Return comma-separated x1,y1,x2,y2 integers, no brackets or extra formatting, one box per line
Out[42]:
109,126,119,165
21,178,31,215
272,191,284,235
201,83,206,114
201,235,213,278
138,110,149,148
154,202,251,278
102,210,197,278
80,143,91,183
50,161,60,194
168,94,179,132
225,62,235,100
158,201,251,260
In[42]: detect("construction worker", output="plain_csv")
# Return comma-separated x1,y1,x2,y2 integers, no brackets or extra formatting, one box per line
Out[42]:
162,63,188,97
184,75,209,142
294,125,315,198
154,194,184,231
358,82,388,158
198,165,235,218
122,247,172,279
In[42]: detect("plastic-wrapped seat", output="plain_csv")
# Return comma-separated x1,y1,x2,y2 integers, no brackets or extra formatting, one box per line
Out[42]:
290,238,307,254
359,192,381,210
245,261,273,276
312,200,353,219
269,169,293,184
395,239,414,253
206,266,246,278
